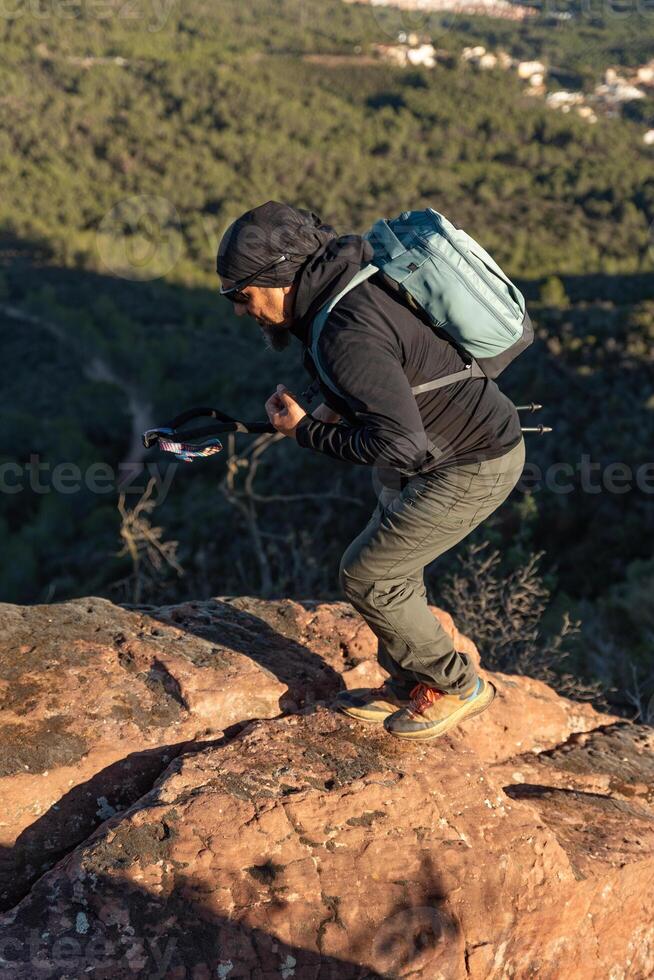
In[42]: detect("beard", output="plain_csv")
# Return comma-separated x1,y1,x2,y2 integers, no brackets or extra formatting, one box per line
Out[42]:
259,322,292,353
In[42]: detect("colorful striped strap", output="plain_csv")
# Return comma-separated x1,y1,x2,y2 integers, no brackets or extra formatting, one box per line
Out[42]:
157,438,223,463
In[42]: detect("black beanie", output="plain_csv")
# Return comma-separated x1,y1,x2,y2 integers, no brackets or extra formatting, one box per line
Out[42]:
216,200,338,286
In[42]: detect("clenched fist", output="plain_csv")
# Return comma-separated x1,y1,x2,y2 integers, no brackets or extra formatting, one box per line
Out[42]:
265,384,307,439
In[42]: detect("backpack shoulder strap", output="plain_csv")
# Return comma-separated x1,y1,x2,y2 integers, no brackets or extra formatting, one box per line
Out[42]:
311,264,378,340
309,262,486,400
309,264,378,398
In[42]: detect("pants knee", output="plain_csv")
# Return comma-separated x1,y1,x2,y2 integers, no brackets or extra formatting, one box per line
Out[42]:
339,562,409,616
339,558,371,603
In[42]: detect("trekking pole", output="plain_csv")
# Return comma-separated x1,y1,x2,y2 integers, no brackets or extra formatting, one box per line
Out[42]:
142,406,275,462
515,403,552,434
143,380,319,461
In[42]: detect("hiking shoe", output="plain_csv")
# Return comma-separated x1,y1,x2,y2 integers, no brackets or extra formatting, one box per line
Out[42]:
384,676,496,741
334,681,413,725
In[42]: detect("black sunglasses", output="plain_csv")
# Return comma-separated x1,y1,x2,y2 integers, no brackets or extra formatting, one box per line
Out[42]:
218,254,290,300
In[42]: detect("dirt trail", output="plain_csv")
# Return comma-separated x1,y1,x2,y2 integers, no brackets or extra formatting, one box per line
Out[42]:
0,302,152,468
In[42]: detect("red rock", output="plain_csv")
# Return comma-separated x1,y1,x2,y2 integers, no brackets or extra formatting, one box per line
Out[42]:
0,592,634,978
0,596,289,909
0,708,651,979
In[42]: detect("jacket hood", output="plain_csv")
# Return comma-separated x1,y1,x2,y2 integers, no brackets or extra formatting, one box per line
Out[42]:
289,234,375,346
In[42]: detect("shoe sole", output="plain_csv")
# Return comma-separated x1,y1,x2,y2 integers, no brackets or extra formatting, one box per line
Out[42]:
385,680,497,741
338,706,389,725
335,695,410,725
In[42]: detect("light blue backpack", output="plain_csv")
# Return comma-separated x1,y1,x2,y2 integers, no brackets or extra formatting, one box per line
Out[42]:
310,208,534,399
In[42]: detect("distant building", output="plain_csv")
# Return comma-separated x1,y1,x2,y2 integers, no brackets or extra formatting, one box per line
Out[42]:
595,79,645,103
636,61,654,85
577,105,597,123
396,31,423,45
350,0,536,18
546,90,584,110
616,83,646,101
478,52,498,69
456,44,651,128
461,46,513,69
373,42,437,68
517,60,546,80
406,44,437,68
461,45,487,62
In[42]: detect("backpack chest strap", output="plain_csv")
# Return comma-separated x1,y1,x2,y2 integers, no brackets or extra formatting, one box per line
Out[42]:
411,359,485,395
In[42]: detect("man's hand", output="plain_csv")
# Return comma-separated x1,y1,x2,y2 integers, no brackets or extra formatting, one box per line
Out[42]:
265,384,307,439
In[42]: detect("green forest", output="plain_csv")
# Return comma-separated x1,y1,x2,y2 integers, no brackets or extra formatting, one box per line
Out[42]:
1,0,653,719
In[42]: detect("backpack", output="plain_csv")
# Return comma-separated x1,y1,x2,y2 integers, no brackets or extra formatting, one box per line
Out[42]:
309,207,534,400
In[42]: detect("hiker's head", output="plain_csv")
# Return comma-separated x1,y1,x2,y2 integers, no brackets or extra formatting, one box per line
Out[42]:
216,200,337,351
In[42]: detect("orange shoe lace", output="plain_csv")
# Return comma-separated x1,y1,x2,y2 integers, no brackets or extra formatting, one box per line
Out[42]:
409,682,444,715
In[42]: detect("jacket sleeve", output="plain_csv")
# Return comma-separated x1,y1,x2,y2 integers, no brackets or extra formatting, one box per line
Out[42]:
294,308,433,472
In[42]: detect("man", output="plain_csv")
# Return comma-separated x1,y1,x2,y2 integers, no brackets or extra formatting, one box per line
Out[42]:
217,200,526,742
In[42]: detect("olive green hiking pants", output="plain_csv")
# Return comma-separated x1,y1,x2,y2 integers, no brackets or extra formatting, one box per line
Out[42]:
339,436,526,695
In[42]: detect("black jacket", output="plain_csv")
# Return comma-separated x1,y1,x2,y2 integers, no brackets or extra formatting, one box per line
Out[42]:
290,234,523,476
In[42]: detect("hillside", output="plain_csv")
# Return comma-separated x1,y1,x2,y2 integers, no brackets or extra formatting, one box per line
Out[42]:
2,10,654,281
0,595,652,977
